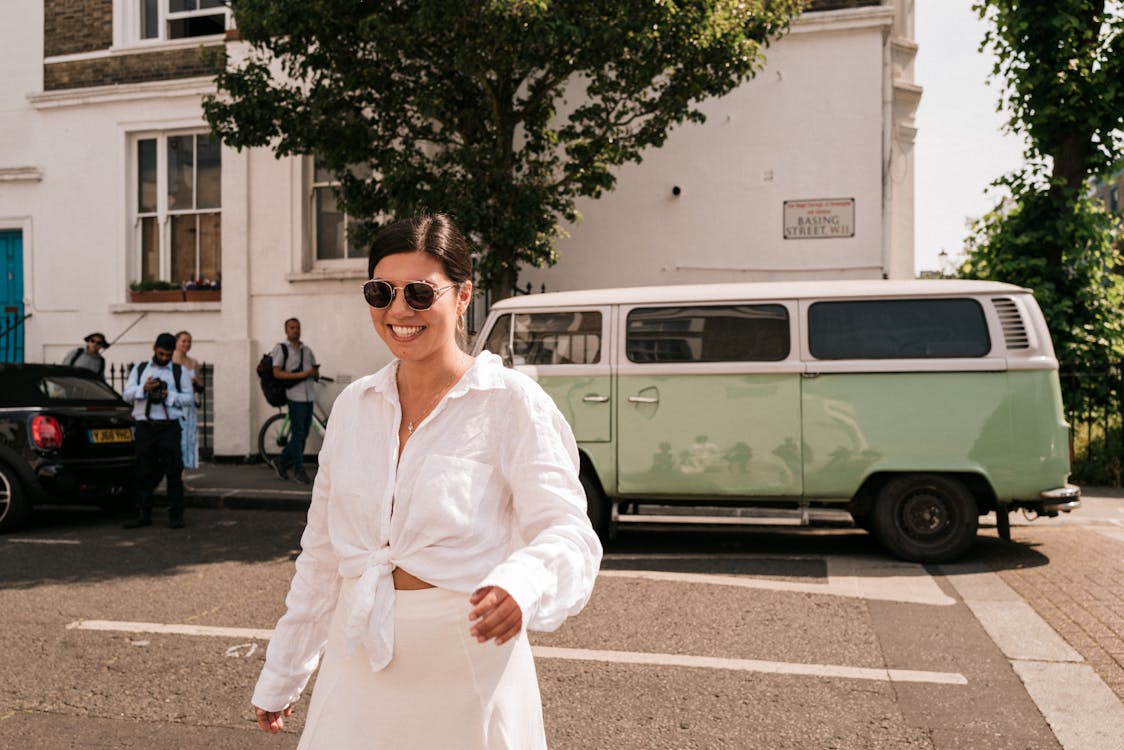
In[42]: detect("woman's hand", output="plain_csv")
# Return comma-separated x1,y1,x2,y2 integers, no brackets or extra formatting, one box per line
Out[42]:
254,704,292,734
468,586,523,645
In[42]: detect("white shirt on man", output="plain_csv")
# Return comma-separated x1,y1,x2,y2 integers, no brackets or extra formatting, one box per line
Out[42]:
270,341,319,402
251,351,603,712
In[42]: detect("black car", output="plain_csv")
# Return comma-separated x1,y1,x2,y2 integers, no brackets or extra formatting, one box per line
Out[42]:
0,364,135,532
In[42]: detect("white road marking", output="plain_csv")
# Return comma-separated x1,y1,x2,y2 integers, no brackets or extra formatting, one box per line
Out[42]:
67,620,274,640
599,554,955,606
939,565,1124,750
532,646,966,685
64,619,965,686
7,538,81,545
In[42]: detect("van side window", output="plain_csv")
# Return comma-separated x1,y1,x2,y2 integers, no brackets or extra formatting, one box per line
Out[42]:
626,305,790,363
483,312,602,366
808,299,991,359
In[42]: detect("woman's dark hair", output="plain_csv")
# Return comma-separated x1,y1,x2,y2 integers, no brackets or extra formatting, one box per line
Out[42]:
367,213,473,285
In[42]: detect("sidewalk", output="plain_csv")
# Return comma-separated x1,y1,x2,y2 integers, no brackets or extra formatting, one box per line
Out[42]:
173,460,318,512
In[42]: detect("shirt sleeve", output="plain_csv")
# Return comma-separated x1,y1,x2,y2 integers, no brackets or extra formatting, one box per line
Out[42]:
170,371,195,408
270,344,284,370
122,364,143,403
251,427,342,712
480,387,603,632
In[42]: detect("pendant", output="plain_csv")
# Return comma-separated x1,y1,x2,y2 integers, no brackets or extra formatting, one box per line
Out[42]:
406,421,416,434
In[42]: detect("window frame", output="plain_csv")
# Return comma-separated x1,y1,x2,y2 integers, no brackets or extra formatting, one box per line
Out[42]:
616,301,803,377
129,129,222,287
114,0,231,49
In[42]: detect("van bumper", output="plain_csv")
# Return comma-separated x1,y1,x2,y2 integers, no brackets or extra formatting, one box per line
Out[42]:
1037,484,1081,515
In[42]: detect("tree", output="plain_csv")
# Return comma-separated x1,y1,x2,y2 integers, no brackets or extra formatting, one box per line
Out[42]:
961,1,1124,404
203,0,804,298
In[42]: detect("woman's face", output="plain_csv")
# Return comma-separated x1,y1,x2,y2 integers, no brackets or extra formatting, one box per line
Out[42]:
369,251,470,365
176,334,192,354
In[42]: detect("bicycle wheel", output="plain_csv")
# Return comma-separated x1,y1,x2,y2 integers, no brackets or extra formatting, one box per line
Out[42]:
258,413,290,465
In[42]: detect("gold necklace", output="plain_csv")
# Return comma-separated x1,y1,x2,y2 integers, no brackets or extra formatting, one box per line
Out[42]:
401,368,464,434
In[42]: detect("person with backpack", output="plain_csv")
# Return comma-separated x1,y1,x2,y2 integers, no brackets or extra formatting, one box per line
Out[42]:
61,332,108,377
270,318,319,484
121,332,195,529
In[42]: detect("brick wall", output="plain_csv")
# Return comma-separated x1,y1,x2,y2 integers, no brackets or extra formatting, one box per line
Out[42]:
45,0,113,57
44,46,226,91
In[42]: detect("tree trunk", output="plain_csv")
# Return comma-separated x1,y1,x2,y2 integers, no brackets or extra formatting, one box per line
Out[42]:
488,266,518,303
1046,129,1093,267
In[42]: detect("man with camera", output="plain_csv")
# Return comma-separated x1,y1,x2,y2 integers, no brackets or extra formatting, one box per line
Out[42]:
122,332,196,529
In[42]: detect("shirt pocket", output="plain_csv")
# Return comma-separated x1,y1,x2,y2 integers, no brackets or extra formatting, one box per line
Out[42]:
401,455,494,541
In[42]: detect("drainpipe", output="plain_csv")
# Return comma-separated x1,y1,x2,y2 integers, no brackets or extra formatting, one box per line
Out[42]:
880,7,894,279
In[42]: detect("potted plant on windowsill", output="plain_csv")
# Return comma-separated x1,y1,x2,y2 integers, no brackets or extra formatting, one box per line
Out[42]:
128,280,185,303
183,278,222,302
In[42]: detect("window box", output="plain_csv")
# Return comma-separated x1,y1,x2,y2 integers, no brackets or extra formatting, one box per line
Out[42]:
184,289,221,302
128,289,186,303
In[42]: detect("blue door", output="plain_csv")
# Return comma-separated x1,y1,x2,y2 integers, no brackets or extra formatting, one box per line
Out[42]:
0,231,26,363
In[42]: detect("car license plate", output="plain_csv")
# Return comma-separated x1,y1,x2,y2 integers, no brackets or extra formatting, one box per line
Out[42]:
89,428,133,444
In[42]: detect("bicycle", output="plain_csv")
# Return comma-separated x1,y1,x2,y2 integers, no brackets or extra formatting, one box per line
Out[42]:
258,376,335,466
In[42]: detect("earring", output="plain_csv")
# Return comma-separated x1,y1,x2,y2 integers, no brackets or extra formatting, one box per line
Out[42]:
456,316,466,334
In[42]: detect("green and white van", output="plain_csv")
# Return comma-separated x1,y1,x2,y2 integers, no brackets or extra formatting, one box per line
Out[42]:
474,280,1079,563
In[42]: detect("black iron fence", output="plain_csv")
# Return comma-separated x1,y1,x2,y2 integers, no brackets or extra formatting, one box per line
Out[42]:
0,310,31,362
1060,362,1124,485
107,361,214,460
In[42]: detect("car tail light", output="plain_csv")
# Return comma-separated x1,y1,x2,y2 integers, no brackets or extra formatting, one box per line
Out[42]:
31,415,63,449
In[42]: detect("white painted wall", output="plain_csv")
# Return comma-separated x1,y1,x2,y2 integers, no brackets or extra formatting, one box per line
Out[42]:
521,7,909,294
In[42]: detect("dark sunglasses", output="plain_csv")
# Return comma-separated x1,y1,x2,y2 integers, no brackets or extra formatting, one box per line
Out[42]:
362,279,455,311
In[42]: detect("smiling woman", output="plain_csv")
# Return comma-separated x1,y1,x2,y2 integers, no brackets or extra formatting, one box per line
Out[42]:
251,214,603,749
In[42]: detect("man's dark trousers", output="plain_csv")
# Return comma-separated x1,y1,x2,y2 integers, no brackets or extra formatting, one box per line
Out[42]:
282,400,313,472
134,421,185,523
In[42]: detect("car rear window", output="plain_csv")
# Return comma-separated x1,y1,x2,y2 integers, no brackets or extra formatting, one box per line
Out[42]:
38,375,123,402
626,304,790,363
808,298,991,359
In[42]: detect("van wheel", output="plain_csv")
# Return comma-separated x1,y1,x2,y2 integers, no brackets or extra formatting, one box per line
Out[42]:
871,474,977,563
579,469,610,540
0,464,31,533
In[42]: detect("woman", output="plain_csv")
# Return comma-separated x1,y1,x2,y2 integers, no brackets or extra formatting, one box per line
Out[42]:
172,331,201,470
251,214,602,748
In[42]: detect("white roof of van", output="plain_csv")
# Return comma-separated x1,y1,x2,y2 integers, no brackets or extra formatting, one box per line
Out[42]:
489,279,1032,310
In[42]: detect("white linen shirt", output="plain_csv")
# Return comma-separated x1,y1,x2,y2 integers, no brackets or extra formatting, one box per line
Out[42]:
251,351,603,712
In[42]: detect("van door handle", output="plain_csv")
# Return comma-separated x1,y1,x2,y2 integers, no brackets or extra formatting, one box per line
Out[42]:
628,395,659,404
801,372,821,379
582,394,610,403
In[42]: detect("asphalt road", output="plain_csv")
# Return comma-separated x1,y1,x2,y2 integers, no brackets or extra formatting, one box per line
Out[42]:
0,504,1120,749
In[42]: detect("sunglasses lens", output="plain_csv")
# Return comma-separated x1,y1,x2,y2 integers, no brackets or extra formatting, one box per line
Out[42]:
403,282,436,310
363,280,394,308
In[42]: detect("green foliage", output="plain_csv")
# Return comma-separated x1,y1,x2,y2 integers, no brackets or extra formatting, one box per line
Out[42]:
962,1,1124,419
960,175,1124,413
129,280,180,292
204,0,804,297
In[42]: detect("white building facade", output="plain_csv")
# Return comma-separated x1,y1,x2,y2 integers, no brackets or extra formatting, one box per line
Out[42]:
0,0,918,458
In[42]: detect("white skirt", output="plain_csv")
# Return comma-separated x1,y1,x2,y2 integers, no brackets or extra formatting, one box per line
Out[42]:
297,579,547,750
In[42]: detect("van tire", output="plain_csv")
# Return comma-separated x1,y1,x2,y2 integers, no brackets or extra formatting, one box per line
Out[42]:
871,474,977,563
579,469,610,540
0,463,31,534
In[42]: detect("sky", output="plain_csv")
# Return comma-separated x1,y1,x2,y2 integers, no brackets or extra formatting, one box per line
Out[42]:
913,0,1026,273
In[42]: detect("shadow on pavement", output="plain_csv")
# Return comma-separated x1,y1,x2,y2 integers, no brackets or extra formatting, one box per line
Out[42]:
602,524,1051,575
0,506,306,589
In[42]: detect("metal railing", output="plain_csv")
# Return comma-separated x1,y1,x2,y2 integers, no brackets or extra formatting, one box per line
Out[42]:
0,311,31,362
1060,362,1124,485
107,361,214,460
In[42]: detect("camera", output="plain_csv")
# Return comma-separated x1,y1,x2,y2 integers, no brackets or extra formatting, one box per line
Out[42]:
146,381,168,403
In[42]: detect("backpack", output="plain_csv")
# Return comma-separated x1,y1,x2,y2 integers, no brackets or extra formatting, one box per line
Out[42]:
135,360,184,391
257,344,290,407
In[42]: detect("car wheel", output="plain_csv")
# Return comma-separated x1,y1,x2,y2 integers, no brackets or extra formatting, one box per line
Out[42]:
871,474,978,563
0,463,31,533
579,469,609,540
